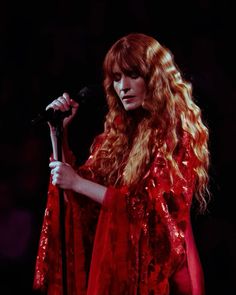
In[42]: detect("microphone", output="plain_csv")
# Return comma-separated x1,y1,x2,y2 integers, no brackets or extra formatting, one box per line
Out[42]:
31,85,104,126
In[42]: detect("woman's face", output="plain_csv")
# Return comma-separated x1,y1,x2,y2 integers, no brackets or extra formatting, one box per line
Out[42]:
112,65,146,111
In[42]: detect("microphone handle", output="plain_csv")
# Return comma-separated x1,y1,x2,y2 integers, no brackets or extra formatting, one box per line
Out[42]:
31,84,105,126
31,108,72,126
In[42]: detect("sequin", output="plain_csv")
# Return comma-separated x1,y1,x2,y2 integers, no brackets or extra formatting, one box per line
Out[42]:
33,131,199,295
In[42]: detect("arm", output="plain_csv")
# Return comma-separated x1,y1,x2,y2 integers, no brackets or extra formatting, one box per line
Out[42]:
184,218,205,295
170,214,205,295
46,92,79,163
164,132,205,295
49,160,107,204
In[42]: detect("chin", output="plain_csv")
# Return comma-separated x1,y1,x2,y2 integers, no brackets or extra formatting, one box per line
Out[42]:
124,104,142,111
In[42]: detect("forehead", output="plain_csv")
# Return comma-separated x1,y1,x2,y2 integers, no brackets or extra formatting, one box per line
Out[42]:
112,63,138,75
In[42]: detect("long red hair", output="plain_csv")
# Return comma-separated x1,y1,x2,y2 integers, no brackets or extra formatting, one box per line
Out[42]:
89,33,210,212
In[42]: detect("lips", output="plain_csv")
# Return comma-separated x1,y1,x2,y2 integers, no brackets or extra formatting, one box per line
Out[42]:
122,95,135,100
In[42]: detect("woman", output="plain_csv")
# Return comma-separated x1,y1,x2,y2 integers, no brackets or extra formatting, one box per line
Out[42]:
34,33,210,295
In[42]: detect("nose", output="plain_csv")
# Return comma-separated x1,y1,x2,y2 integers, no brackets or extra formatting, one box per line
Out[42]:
120,76,130,93
122,87,130,93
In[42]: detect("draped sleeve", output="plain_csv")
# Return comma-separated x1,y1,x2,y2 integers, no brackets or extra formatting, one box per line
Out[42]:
86,131,202,295
33,133,107,295
33,130,203,295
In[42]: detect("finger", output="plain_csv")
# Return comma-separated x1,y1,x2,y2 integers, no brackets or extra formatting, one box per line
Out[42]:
63,92,79,108
46,96,69,111
49,161,61,168
57,97,70,111
52,172,61,184
46,103,55,111
49,156,55,162
52,178,57,186
62,92,71,104
50,167,58,175
46,101,62,111
52,99,69,111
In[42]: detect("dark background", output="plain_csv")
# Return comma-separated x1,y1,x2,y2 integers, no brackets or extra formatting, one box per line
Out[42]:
0,0,236,294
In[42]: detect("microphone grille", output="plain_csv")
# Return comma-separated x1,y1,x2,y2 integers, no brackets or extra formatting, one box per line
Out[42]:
76,84,105,106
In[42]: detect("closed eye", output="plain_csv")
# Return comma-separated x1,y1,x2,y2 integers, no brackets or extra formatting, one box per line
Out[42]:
113,72,121,82
112,70,140,82
126,70,139,79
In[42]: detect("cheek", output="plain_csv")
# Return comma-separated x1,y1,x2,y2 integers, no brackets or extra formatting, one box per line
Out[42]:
112,83,122,104
113,82,119,94
134,78,146,93
114,85,123,102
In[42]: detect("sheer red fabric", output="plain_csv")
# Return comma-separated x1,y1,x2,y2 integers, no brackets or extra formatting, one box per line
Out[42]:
33,131,205,295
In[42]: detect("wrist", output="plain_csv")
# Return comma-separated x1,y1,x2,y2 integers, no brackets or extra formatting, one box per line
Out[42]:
72,174,82,193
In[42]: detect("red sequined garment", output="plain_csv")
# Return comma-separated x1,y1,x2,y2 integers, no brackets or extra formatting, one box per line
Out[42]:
33,131,205,295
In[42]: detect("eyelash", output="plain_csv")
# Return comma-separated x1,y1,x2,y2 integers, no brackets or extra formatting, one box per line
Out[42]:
113,71,139,82
129,72,139,79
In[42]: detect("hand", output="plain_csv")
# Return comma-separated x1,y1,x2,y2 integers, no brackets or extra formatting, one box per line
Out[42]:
46,92,79,130
49,160,80,190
